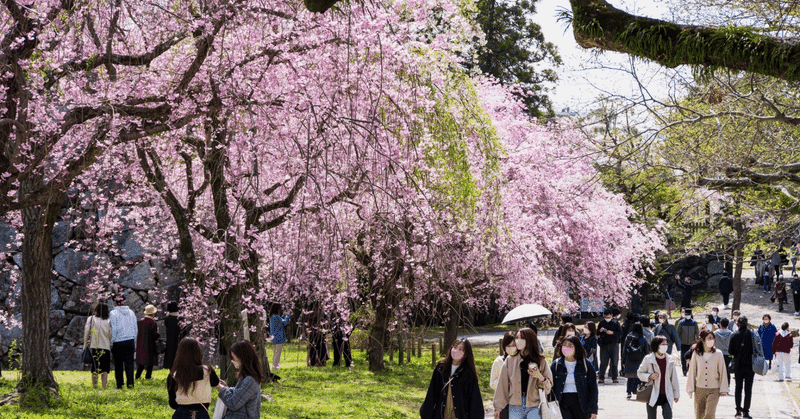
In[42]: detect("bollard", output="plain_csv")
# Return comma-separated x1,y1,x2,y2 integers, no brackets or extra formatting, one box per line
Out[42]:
439,336,443,355
398,334,404,366
389,340,394,362
407,338,411,363
432,344,436,368
418,337,422,357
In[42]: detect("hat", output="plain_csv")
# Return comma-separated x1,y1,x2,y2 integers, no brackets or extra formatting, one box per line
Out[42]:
144,304,157,315
167,301,179,312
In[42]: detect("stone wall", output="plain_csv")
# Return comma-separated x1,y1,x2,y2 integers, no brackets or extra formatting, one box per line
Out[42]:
0,207,185,371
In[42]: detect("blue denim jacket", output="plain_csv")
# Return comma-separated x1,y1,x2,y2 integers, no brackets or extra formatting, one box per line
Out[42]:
549,357,598,415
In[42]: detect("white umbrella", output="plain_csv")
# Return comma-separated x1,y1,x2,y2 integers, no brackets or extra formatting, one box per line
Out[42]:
501,304,552,324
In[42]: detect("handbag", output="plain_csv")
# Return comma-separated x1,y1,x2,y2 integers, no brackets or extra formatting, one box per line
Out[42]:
750,330,769,376
664,291,676,312
538,388,562,419
82,317,94,364
211,399,226,419
635,381,654,403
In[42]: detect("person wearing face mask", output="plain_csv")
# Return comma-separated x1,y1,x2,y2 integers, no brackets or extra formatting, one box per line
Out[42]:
596,309,622,383
676,309,699,376
686,330,728,419
491,332,518,419
728,310,740,332
550,335,598,419
494,328,553,419
713,318,733,385
729,316,755,418
772,322,793,382
704,315,717,332
637,336,680,419
554,323,578,359
653,312,680,355
421,338,484,419
757,314,777,369
622,323,650,399
552,315,574,348
580,322,598,371
709,308,720,325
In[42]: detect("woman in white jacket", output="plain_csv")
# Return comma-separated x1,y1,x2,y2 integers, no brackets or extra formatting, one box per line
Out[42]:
637,336,681,419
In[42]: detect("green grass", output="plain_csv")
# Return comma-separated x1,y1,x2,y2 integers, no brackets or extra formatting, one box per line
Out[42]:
0,341,527,419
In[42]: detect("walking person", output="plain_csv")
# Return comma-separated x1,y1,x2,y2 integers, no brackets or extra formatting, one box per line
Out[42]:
268,303,291,370
653,312,680,355
686,330,728,419
718,274,733,309
596,309,621,383
550,335,598,419
713,318,733,385
167,338,220,419
621,323,650,399
553,322,577,359
771,247,783,281
135,304,160,380
492,332,518,391
163,301,181,370
637,336,680,419
728,311,741,332
750,247,765,280
552,315,574,348
791,242,799,275
676,309,699,376
677,276,695,309
729,316,755,419
772,322,793,381
640,316,654,344
580,322,598,371
758,314,777,369
773,276,788,312
109,295,138,389
215,341,265,419
421,338,484,419
791,273,800,316
84,303,111,389
493,328,553,419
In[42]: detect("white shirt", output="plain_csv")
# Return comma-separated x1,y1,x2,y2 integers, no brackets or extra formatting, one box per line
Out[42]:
564,360,578,393
490,355,505,390
109,306,138,343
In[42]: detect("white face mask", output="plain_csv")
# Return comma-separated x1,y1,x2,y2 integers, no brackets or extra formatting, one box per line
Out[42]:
706,324,713,331
704,339,715,348
565,331,575,337
684,315,691,319
505,346,518,356
583,328,590,335
658,345,668,354
515,339,527,351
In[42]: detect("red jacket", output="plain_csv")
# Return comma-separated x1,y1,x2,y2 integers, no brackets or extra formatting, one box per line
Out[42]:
772,331,794,354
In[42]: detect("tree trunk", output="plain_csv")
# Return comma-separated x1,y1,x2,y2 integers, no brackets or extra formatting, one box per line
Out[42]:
367,296,390,372
442,302,460,356
18,178,61,395
732,238,745,313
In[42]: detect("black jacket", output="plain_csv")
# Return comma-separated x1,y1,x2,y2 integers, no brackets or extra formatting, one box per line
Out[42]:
621,333,650,376
597,319,621,346
550,357,598,415
420,363,484,419
718,275,733,295
678,281,694,308
729,328,754,373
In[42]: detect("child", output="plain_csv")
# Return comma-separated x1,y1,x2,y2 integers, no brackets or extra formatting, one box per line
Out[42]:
773,322,793,381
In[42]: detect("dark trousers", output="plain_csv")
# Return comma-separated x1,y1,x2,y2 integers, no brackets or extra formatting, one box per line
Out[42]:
723,355,731,385
172,406,210,419
559,393,587,419
332,333,352,367
680,345,691,375
646,394,673,419
135,364,153,379
721,293,730,306
111,339,135,389
598,343,619,380
734,369,755,414
794,294,800,313
627,377,641,395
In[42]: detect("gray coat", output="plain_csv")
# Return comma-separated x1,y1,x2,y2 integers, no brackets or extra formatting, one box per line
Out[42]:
713,328,733,356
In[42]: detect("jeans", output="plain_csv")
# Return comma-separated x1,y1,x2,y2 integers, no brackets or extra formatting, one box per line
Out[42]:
693,387,721,419
509,396,541,419
172,406,210,419
646,394,672,419
111,339,135,389
734,369,755,414
763,278,772,292
598,343,619,380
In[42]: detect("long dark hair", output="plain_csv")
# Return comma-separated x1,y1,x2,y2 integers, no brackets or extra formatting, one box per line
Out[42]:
517,328,544,365
169,338,212,395
230,340,264,383
584,321,596,338
439,338,478,380
94,303,109,320
693,329,716,354
561,335,586,359
269,303,282,316
500,331,515,360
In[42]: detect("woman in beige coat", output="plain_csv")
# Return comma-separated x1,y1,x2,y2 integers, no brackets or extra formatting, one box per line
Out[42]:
686,330,728,419
637,336,680,419
84,303,111,389
493,328,553,419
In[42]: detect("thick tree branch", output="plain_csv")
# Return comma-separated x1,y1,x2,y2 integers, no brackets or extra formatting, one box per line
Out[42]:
568,0,800,81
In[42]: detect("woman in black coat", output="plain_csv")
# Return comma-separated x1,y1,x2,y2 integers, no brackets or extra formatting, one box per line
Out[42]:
162,301,181,370
729,316,755,419
420,338,484,419
718,274,733,308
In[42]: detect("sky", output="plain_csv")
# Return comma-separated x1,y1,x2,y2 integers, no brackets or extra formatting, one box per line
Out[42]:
530,0,676,114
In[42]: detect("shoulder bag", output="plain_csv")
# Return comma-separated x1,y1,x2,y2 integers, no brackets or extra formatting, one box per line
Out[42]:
750,330,768,376
82,317,94,364
539,388,562,419
635,360,654,403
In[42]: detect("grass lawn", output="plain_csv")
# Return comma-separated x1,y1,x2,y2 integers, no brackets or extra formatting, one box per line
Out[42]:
0,340,520,419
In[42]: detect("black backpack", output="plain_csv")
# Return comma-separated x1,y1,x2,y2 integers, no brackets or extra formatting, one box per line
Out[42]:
625,335,647,365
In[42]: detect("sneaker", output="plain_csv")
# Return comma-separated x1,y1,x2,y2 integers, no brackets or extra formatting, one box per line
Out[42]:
742,413,753,419
795,312,799,316
626,394,632,399
735,409,742,418
612,379,619,383
598,379,604,383
777,378,784,382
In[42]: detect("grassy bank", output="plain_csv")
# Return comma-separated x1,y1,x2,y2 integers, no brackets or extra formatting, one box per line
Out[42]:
0,341,511,419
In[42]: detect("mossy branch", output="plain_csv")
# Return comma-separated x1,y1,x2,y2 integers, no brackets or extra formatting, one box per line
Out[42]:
569,0,800,81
